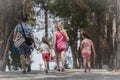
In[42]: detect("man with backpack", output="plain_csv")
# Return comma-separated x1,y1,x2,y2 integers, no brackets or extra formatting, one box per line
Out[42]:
13,16,37,74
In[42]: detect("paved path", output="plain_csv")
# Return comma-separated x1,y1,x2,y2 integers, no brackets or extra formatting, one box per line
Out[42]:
0,69,120,80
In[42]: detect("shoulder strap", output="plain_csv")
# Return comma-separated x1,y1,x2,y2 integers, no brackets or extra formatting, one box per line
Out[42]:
20,23,27,39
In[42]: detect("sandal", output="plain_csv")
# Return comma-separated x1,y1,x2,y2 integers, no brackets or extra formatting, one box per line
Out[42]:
57,68,60,71
61,68,65,72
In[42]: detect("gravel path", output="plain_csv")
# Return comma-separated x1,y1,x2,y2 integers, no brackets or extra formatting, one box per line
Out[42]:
0,69,120,80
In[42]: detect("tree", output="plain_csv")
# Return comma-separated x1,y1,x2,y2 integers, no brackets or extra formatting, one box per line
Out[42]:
24,0,120,70
112,0,120,70
0,0,23,71
0,0,34,71
35,0,49,38
44,0,108,69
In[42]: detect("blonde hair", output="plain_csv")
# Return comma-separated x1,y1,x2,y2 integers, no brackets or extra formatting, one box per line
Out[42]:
56,22,64,31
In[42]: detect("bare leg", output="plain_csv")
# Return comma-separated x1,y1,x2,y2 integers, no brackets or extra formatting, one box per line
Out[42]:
20,54,26,73
55,52,60,71
44,61,48,73
83,58,87,72
87,57,91,72
25,55,31,72
61,51,65,71
26,55,31,65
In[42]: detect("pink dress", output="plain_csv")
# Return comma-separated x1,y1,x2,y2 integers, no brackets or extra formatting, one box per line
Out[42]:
81,38,93,58
54,30,66,53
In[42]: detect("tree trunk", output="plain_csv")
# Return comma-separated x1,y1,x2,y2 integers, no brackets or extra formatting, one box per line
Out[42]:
71,44,78,69
0,0,24,71
69,27,78,69
45,9,48,38
114,0,120,70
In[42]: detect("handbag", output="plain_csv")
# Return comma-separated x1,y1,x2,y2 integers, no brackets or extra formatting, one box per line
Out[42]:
20,23,33,46
25,37,33,46
14,35,25,48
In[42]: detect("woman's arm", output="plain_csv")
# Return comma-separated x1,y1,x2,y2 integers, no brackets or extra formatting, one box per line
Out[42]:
53,31,56,48
48,48,53,57
30,33,38,49
80,41,83,50
60,29,69,41
13,31,17,41
91,41,96,56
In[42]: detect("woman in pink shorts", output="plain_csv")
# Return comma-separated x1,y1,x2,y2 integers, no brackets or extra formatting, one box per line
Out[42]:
54,23,69,71
80,32,96,72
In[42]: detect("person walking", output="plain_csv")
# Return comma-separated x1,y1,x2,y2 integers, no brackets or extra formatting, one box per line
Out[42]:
54,22,69,72
80,32,96,72
37,37,53,73
13,16,37,74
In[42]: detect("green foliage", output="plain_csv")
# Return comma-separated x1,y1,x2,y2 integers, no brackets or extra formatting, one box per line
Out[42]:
84,0,108,14
38,0,108,45
48,0,71,18
30,0,108,46
47,0,108,27
28,17,36,26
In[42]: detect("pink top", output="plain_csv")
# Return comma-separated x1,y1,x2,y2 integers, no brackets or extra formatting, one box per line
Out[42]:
81,38,93,55
54,30,66,53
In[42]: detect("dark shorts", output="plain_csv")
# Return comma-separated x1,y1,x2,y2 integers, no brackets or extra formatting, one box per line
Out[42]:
17,42,31,55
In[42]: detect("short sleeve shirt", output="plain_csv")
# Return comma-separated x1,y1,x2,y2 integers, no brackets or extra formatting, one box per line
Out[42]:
81,38,93,54
40,43,50,53
14,23,33,38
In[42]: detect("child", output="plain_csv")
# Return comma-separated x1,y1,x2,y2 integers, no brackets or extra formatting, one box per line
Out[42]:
80,32,96,72
37,37,53,73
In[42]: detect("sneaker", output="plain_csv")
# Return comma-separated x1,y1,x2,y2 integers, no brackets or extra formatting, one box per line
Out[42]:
84,68,87,72
27,65,31,72
44,70,48,73
22,70,26,74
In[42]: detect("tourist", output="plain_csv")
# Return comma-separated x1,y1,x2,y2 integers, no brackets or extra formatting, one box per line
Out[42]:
37,37,53,73
13,16,37,73
80,32,96,72
54,22,69,71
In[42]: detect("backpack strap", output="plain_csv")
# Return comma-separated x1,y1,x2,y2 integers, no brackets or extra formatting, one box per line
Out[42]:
20,23,27,39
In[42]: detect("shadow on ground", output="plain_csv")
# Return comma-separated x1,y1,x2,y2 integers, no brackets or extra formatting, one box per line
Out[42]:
0,69,120,80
